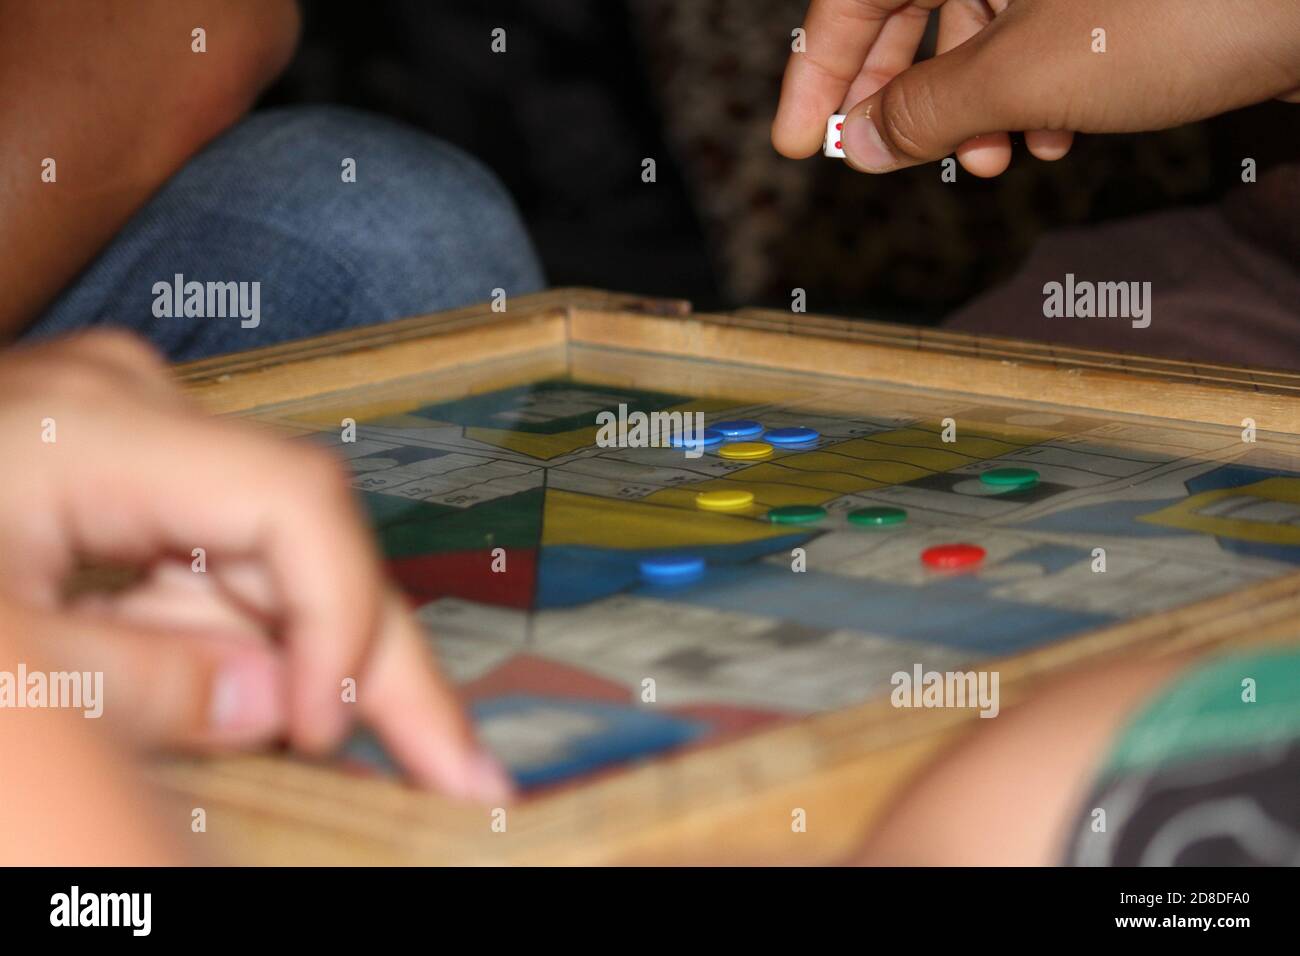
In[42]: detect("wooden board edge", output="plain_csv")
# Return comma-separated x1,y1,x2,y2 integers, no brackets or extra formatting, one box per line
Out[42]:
728,307,1300,391
180,313,569,414
567,309,1300,433
173,289,683,380
170,289,690,413
169,289,1300,430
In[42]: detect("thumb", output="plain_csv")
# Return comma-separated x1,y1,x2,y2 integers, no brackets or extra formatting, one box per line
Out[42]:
840,40,1014,173
38,608,287,751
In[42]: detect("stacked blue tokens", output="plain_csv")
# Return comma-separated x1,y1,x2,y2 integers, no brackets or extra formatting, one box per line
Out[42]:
666,420,822,451
765,426,821,446
711,419,765,440
639,555,706,584
669,427,725,450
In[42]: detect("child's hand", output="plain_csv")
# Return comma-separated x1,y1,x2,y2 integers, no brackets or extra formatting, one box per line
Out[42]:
0,331,511,801
773,0,1300,176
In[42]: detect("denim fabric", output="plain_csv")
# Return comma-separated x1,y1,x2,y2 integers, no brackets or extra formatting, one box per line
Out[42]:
28,106,545,361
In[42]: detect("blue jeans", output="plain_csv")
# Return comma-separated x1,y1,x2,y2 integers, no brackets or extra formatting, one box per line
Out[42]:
27,106,545,361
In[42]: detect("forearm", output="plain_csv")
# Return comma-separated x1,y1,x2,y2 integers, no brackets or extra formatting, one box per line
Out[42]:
0,0,300,340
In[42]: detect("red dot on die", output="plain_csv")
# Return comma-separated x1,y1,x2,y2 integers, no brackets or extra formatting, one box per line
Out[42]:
836,122,843,131
921,543,986,570
834,141,842,149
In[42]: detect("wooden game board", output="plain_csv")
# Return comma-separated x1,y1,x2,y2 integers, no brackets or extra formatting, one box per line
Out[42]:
154,289,1300,865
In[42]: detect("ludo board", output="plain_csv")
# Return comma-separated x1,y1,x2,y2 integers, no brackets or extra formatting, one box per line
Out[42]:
156,290,1300,864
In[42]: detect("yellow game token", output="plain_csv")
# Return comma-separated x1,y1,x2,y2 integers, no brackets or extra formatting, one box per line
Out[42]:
718,441,773,460
695,489,755,511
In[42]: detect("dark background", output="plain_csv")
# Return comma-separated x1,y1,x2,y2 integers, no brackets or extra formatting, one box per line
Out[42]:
263,0,1300,322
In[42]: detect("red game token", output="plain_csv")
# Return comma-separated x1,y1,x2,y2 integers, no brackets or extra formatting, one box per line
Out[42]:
921,543,985,570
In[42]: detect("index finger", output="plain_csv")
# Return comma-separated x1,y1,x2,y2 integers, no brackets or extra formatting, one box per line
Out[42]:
772,0,903,158
359,590,513,801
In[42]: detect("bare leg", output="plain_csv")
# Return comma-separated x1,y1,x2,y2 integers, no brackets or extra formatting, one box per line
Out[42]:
859,656,1190,865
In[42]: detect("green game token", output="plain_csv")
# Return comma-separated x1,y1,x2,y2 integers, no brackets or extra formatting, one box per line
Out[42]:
979,467,1039,489
847,506,907,527
768,504,827,524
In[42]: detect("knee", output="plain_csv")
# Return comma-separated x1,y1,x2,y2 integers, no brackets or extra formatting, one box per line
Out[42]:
202,105,545,302
35,104,545,361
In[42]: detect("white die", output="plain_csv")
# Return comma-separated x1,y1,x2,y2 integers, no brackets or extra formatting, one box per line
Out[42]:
823,114,846,158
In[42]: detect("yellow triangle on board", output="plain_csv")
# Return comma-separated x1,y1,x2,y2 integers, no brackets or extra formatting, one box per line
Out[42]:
542,489,796,549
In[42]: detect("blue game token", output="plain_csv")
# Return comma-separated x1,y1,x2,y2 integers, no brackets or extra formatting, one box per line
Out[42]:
765,426,820,445
712,419,764,439
669,427,724,449
638,555,706,583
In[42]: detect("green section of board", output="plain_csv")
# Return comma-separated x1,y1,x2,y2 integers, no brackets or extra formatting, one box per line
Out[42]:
405,379,690,434
362,487,544,558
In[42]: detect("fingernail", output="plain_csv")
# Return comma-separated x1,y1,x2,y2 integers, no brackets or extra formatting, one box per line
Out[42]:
844,111,897,172
209,656,281,735
463,750,515,803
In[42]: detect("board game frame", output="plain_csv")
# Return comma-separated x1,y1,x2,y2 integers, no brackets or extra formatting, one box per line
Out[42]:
155,288,1300,865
